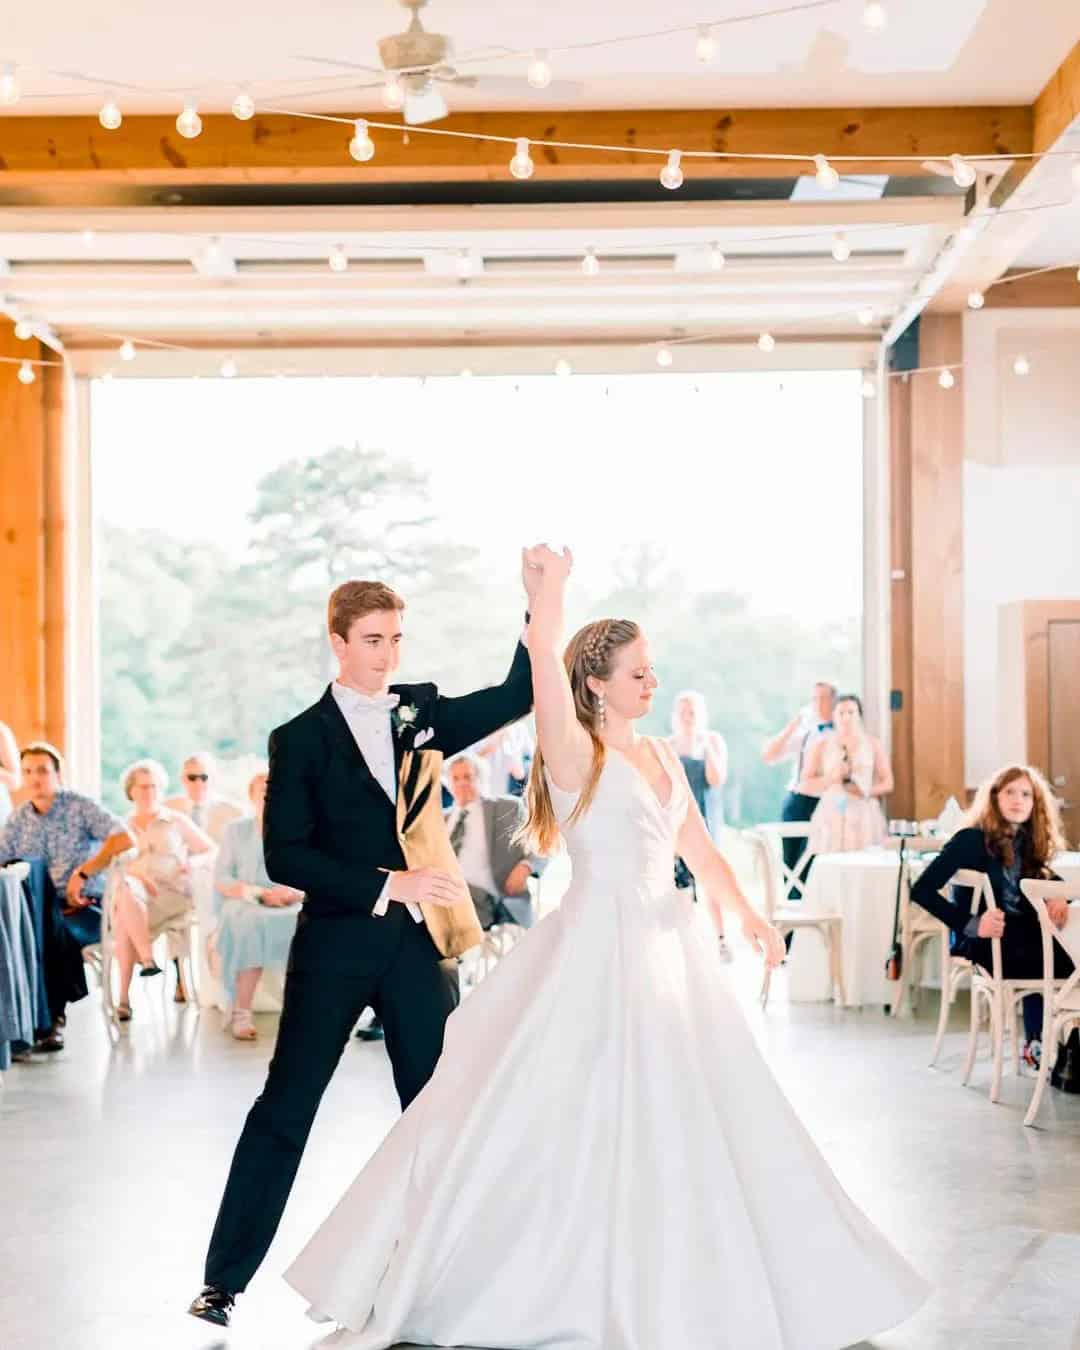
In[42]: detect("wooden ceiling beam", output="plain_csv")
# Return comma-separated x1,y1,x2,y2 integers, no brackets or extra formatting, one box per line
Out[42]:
0,105,1032,187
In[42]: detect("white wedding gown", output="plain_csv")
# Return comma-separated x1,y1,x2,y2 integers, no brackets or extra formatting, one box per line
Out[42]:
286,740,928,1349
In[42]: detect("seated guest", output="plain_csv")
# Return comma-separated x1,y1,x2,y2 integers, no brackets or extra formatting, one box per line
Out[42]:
113,759,213,1021
912,764,1074,1071
166,750,244,843
214,769,303,1042
801,694,892,855
445,751,539,931
0,716,20,825
0,742,134,1049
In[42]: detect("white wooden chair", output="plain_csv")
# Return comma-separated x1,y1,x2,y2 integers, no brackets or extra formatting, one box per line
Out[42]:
1018,879,1080,1128
745,828,846,1009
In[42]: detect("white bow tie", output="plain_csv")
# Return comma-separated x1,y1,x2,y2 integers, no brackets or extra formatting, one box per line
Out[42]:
337,688,400,717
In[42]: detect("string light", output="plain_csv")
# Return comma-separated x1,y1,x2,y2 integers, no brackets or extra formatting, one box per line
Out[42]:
950,155,976,188
857,306,875,326
460,367,473,378
98,92,122,131
382,74,405,110
938,368,955,389
176,100,203,140
758,332,775,353
509,137,535,180
348,119,375,162
17,360,35,385
659,149,684,191
967,290,985,310
814,154,839,190
527,50,552,89
231,88,255,121
81,228,96,248
863,1,887,29
656,345,674,367
1013,354,1030,376
581,247,600,277
861,376,877,399
119,339,136,362
454,249,474,280
328,244,348,273
0,62,19,107
708,243,726,271
831,232,851,262
13,319,33,341
695,25,715,63
220,356,238,379
554,357,572,377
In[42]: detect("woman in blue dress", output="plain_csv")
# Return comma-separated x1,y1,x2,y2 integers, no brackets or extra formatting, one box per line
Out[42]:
213,769,303,1040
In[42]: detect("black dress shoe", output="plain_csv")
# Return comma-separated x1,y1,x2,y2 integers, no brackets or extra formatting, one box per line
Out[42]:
138,962,163,978
188,1285,235,1327
1051,1030,1080,1093
34,1028,64,1053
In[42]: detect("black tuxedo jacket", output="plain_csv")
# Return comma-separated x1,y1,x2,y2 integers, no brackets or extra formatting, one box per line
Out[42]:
263,639,533,949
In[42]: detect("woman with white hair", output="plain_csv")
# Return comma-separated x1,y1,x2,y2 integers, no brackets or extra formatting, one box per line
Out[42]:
668,689,732,956
213,769,303,1041
113,758,214,1020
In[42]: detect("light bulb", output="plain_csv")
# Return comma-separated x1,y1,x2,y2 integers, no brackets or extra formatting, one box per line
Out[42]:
456,249,473,280
950,155,976,189
938,368,955,389
99,93,122,131
509,137,534,180
967,290,985,310
554,357,572,377
581,248,600,277
695,25,715,63
17,360,35,385
381,74,405,110
329,244,348,273
831,232,852,262
102,370,114,383
660,149,684,191
120,339,136,362
857,306,875,326
814,154,839,190
656,346,674,368
0,62,19,107
348,119,375,162
1013,354,1030,376
14,319,33,341
527,50,552,90
861,376,877,399
220,356,238,379
176,101,202,140
82,228,97,248
863,1,887,29
231,88,255,121
708,242,726,271
758,332,775,353
460,367,473,378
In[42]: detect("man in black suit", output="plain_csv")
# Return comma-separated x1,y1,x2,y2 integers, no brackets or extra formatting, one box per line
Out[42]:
190,575,533,1327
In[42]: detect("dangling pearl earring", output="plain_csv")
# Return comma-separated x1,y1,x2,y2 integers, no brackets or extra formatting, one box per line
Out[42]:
597,691,606,729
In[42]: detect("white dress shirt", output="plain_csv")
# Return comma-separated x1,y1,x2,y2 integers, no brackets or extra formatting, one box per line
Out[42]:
446,801,498,899
331,682,422,923
776,712,834,795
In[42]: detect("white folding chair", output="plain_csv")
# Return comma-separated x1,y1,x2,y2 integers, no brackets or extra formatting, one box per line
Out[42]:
745,828,846,1009
82,864,121,1040
1019,879,1080,1128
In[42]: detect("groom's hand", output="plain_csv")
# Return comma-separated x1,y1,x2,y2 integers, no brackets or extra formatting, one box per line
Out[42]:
389,867,469,909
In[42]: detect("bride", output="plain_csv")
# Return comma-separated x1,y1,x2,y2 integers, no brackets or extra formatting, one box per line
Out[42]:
286,545,928,1349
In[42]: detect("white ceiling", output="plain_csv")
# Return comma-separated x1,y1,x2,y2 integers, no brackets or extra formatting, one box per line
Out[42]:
2,0,1077,115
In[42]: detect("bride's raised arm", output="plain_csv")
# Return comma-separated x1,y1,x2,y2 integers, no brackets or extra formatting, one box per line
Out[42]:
521,545,593,793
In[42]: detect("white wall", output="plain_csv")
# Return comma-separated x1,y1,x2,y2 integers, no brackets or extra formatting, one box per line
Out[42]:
962,309,1080,787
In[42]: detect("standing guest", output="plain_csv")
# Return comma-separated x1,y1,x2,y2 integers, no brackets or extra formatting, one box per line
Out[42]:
445,751,539,932
214,770,303,1042
911,765,1077,1074
0,742,134,1049
761,681,836,898
166,751,244,843
0,718,20,825
801,695,892,854
668,690,731,956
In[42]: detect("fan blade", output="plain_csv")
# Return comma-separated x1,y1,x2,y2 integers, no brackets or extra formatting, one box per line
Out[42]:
292,53,385,77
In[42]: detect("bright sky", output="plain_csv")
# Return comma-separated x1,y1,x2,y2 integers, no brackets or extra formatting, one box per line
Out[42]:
91,369,864,619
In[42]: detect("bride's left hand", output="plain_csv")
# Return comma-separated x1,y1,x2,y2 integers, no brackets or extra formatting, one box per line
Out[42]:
741,909,785,968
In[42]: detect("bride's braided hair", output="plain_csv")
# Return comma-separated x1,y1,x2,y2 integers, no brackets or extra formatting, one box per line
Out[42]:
521,617,641,854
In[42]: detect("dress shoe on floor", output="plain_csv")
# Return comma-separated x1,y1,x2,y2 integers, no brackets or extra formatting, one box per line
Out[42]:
1051,1032,1080,1093
34,1028,64,1053
188,1285,235,1327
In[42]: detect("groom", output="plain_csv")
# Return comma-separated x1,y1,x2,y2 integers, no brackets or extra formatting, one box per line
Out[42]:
189,574,534,1327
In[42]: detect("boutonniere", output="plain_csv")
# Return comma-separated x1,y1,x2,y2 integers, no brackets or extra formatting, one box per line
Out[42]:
392,703,419,738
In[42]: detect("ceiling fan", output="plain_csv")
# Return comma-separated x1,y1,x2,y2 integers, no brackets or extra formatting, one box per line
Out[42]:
295,0,583,125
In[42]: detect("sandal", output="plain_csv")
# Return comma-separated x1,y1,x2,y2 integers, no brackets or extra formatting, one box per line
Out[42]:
230,1010,257,1041
116,1004,133,1023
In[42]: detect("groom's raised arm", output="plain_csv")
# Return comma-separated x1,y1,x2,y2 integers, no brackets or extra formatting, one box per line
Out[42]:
263,722,387,915
432,636,534,760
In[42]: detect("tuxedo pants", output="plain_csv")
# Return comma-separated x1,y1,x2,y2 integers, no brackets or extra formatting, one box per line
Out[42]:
203,917,458,1294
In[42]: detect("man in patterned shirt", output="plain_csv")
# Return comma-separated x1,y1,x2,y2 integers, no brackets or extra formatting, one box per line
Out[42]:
0,742,134,1050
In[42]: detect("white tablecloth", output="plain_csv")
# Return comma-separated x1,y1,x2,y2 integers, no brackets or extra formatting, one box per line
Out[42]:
787,849,1080,1009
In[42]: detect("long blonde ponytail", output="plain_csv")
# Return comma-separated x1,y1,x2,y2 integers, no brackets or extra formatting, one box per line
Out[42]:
520,618,641,854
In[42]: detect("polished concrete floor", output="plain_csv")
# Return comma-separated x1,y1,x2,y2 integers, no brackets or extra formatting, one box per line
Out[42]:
4,950,1080,1350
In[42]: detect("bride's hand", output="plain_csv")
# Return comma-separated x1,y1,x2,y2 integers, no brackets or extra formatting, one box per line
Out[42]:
741,909,785,968
521,544,573,601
